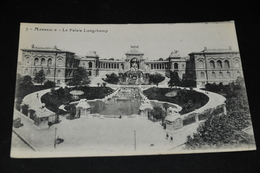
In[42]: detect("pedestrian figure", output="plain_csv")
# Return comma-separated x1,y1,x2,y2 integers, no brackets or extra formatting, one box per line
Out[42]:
166,133,169,139
36,93,39,99
170,136,173,142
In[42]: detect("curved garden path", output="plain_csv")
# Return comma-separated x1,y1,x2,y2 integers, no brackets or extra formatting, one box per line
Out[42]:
12,79,227,156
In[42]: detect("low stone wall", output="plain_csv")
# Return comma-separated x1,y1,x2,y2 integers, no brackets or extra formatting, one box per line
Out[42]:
181,103,226,126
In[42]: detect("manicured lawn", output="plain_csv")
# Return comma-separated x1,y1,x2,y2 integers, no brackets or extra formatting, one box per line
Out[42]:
143,87,209,115
41,86,114,113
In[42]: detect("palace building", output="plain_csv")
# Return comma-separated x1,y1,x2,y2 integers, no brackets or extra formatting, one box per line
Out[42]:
20,45,78,85
19,45,243,87
188,47,243,88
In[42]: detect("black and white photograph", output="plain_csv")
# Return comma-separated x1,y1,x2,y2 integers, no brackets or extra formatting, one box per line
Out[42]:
11,22,256,158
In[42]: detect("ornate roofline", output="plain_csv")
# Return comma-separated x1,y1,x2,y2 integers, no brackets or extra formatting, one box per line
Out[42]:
21,45,75,54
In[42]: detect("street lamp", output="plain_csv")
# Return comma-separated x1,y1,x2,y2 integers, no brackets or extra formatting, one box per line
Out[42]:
54,128,57,148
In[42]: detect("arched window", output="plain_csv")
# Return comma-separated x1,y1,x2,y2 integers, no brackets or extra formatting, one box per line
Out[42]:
41,58,46,65
33,69,37,76
26,57,30,64
24,68,29,75
48,58,52,66
217,60,222,68
234,59,240,68
227,72,231,78
174,63,178,69
224,60,230,68
209,60,215,68
89,62,93,68
212,72,216,78
89,71,92,76
200,72,205,78
57,70,61,76
198,60,204,68
46,69,51,76
159,64,162,69
57,57,63,66
219,72,223,78
34,58,39,65
237,71,241,77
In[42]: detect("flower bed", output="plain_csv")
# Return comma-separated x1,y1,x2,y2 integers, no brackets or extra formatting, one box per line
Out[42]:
143,87,209,115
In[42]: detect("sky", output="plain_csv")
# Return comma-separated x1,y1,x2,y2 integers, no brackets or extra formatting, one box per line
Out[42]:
18,22,239,60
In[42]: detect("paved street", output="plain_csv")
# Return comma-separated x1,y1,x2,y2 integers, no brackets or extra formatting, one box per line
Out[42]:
12,109,201,157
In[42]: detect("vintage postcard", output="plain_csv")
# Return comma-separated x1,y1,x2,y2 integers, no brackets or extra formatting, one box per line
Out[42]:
11,22,256,158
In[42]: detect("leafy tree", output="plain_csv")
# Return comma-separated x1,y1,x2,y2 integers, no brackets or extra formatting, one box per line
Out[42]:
102,73,119,84
185,83,252,149
15,74,24,94
69,67,90,86
15,75,36,110
159,57,164,61
149,73,165,86
181,73,196,87
16,75,34,97
168,71,181,88
34,69,45,85
150,106,164,120
22,75,34,86
236,76,245,86
185,111,247,149
50,87,56,95
44,80,56,88
218,82,224,91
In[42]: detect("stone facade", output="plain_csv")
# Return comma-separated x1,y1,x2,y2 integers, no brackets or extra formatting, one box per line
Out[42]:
77,51,99,78
19,45,243,87
20,45,78,85
188,47,243,88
